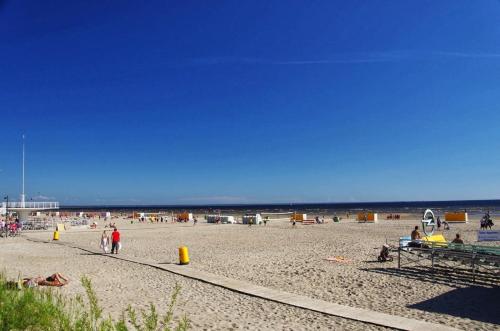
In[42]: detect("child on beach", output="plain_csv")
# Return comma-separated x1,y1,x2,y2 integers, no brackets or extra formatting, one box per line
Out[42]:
443,221,450,230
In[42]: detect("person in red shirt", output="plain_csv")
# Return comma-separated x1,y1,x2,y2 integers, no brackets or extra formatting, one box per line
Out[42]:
111,228,121,254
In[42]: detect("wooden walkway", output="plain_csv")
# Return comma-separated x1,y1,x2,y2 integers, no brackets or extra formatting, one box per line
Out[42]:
27,237,459,331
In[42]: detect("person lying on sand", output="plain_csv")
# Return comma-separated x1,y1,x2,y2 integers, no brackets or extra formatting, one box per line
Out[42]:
20,273,69,288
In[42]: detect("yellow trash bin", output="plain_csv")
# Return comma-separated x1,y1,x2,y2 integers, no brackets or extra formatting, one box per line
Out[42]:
53,231,59,241
179,246,189,265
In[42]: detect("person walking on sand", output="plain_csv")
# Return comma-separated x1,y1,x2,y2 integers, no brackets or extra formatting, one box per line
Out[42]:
100,230,110,253
111,228,121,254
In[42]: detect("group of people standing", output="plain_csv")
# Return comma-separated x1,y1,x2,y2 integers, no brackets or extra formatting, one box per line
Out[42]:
100,228,121,254
0,218,22,236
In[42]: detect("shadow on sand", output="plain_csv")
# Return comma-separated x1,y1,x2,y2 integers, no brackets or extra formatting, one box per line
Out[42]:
361,265,499,287
409,286,500,325
362,265,500,324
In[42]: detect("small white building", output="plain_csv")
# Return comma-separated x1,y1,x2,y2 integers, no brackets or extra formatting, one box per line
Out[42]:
206,215,236,224
242,214,263,225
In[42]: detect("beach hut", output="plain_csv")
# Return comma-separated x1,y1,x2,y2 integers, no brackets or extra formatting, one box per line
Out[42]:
445,212,468,223
177,212,193,222
290,213,307,222
357,212,378,223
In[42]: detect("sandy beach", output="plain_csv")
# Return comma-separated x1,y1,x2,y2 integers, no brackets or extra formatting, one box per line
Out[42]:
3,1,499,329
1,215,498,330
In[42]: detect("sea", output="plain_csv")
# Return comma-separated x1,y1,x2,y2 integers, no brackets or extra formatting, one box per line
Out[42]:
59,199,500,217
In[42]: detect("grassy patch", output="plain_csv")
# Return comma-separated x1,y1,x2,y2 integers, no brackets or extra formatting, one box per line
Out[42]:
0,274,189,331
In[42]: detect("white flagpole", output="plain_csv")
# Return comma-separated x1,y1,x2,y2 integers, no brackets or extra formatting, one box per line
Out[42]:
21,134,25,207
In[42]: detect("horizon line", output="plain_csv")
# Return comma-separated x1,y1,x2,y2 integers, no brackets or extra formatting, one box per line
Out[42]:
57,198,500,209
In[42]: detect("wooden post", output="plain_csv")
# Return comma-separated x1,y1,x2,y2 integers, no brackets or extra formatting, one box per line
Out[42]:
398,247,401,269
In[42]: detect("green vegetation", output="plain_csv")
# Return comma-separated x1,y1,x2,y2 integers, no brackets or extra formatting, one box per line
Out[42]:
0,274,189,331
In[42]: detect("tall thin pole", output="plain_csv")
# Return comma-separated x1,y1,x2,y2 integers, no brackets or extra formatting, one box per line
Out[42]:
21,134,25,207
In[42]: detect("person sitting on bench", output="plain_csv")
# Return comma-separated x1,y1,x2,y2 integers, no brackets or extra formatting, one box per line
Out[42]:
408,226,423,247
451,233,464,244
411,226,421,240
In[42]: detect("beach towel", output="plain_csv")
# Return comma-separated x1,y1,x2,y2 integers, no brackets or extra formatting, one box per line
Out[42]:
325,256,352,263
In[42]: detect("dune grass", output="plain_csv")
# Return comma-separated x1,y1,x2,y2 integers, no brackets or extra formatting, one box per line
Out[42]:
0,274,189,331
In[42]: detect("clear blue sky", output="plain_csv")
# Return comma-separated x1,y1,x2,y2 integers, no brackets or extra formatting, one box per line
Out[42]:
1,1,499,205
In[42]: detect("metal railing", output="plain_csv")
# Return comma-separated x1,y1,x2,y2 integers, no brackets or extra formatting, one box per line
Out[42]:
397,240,500,283
1,201,59,209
